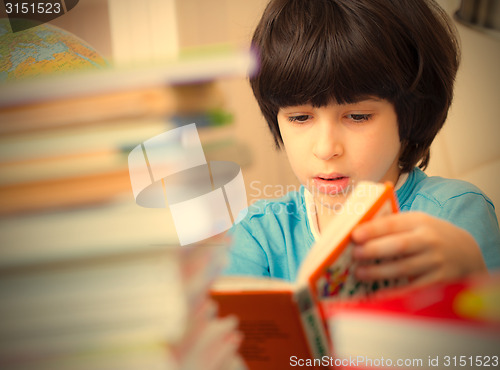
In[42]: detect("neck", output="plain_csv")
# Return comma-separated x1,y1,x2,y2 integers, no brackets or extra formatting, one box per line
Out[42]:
314,199,342,234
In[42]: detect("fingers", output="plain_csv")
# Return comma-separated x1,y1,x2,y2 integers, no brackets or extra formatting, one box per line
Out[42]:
352,232,421,260
352,212,440,261
407,270,446,288
352,213,436,282
352,212,430,244
355,252,437,281
350,211,487,287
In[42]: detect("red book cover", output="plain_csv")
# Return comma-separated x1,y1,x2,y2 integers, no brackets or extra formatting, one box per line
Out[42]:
322,275,500,369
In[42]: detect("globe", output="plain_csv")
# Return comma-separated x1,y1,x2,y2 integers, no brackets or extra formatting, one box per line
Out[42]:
0,18,109,82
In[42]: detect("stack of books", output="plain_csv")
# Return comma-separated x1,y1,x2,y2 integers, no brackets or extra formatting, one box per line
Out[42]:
0,48,255,216
0,48,256,369
0,231,246,369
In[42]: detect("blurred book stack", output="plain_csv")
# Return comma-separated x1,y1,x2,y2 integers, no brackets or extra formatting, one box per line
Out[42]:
170,243,247,370
0,48,254,216
0,48,256,369
0,236,246,370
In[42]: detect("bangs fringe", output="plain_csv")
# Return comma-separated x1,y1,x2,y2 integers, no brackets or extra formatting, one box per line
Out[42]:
255,0,412,109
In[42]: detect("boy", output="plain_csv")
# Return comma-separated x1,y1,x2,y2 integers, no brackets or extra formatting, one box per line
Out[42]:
225,0,500,286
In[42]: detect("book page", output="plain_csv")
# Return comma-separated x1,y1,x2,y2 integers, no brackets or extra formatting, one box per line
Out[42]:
211,275,293,292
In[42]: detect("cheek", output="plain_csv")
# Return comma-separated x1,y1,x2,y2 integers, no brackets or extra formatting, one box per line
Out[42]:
377,131,401,158
280,130,311,181
355,127,401,173
280,130,299,161
283,140,306,174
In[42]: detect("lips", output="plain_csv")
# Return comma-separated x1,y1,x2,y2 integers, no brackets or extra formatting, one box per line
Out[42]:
312,173,350,195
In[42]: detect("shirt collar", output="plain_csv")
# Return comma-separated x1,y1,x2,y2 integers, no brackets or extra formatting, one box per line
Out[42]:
303,187,321,242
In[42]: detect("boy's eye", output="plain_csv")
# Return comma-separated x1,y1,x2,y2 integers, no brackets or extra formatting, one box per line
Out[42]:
288,115,311,123
346,113,371,122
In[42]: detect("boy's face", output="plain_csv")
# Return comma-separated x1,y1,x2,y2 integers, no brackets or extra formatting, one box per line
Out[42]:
277,98,401,212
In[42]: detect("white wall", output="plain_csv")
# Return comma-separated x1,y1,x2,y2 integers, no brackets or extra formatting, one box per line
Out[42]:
429,0,500,218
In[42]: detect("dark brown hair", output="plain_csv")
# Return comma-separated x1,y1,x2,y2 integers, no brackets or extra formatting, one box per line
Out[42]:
250,0,460,172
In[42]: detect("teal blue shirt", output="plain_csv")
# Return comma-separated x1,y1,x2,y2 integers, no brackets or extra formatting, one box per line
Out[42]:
224,168,500,281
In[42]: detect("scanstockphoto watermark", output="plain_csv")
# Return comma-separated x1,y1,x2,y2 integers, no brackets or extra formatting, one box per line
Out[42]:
3,0,81,32
290,355,425,368
248,180,382,217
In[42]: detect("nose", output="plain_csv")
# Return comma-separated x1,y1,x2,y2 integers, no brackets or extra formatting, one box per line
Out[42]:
312,121,343,161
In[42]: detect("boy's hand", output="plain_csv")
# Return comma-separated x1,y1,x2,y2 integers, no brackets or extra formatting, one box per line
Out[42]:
351,212,488,287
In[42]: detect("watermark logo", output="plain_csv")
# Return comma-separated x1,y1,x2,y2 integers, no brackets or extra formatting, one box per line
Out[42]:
247,180,382,217
4,0,80,32
128,123,248,246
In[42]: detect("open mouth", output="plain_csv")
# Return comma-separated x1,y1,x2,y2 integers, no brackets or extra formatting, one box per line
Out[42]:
313,175,350,195
318,176,346,181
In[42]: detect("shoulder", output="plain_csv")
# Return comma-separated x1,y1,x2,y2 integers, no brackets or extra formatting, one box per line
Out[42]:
229,186,309,246
226,186,313,280
397,168,495,213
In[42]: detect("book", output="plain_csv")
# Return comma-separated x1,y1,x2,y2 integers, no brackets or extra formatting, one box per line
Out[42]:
0,81,226,135
0,117,248,216
211,181,400,369
322,274,500,370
